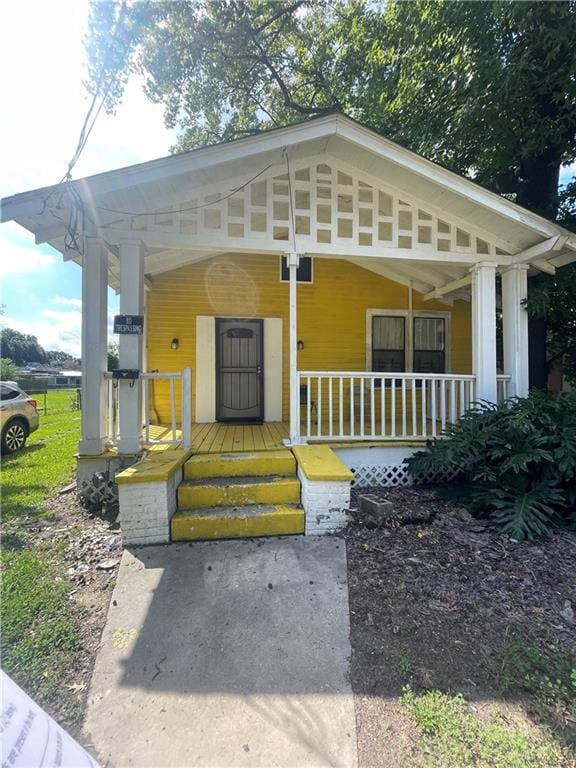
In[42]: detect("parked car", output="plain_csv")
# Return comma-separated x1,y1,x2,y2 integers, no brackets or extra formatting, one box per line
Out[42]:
0,381,40,453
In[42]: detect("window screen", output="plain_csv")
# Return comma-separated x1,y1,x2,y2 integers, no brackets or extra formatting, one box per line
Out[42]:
413,317,445,373
280,255,313,283
372,316,405,372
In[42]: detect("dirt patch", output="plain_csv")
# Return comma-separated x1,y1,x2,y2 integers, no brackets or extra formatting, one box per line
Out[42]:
346,486,576,767
23,491,122,735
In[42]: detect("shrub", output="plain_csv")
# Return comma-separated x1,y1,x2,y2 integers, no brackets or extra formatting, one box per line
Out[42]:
405,390,576,540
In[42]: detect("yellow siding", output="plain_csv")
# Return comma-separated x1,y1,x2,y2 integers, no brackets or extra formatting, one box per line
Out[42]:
146,254,472,422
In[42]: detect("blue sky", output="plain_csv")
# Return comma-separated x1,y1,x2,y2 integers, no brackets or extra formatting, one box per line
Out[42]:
0,0,173,356
1,1,574,357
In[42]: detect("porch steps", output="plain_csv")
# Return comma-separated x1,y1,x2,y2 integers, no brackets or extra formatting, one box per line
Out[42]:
171,504,304,541
184,450,296,480
172,448,304,541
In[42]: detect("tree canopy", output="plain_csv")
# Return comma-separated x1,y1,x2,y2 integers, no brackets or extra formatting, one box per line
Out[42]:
0,328,48,366
85,0,576,383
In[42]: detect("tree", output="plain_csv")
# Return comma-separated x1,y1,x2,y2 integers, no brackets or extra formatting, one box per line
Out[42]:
107,341,119,371
0,328,48,366
85,0,576,386
86,0,576,219
46,350,81,370
0,358,18,381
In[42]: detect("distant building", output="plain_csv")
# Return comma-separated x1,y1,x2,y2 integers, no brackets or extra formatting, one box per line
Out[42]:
17,364,81,389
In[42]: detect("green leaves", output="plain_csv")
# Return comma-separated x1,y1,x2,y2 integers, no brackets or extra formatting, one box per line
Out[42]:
406,390,576,540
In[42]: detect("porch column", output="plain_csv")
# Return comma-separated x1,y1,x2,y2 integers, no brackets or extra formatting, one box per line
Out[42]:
79,238,108,455
502,264,529,397
117,240,145,454
471,261,497,403
287,252,301,444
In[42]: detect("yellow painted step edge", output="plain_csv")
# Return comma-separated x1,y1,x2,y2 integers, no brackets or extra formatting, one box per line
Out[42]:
178,478,301,508
171,506,305,540
292,445,353,482
184,451,296,479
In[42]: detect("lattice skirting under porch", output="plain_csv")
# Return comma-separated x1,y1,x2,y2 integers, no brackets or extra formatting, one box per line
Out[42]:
332,445,459,489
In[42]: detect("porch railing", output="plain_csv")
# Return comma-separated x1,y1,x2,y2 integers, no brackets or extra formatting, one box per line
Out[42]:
298,372,476,441
105,368,192,449
496,374,512,403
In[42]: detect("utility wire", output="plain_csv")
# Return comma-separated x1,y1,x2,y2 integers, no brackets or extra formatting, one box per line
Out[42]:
96,162,275,217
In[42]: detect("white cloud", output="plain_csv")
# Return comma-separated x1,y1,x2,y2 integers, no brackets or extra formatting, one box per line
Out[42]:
52,296,82,308
1,309,81,356
0,227,57,275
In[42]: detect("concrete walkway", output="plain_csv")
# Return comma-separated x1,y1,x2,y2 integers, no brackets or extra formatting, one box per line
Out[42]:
83,537,358,767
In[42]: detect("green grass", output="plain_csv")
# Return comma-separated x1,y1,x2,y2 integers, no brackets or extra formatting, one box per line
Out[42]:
1,390,80,520
402,688,570,768
1,390,83,723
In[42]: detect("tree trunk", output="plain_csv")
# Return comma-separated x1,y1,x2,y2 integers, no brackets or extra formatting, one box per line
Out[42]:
528,314,549,390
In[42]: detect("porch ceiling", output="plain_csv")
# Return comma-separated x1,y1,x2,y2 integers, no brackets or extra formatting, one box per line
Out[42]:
2,114,574,298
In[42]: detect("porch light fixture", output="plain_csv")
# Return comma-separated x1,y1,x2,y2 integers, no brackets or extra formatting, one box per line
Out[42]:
171,338,179,350
297,340,305,350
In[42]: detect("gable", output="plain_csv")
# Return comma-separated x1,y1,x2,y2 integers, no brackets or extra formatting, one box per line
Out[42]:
104,155,505,261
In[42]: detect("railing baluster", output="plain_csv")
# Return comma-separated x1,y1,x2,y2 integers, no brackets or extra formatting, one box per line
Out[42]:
339,377,344,437
391,377,396,438
317,376,322,437
440,379,446,431
306,376,311,438
401,378,407,438
143,375,150,445
450,379,456,423
169,376,176,441
381,378,386,437
328,377,333,437
370,378,375,438
421,378,427,437
459,379,465,416
411,378,417,437
350,377,354,437
360,379,365,437
431,379,437,437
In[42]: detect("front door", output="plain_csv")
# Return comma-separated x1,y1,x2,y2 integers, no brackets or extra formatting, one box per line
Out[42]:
216,318,264,422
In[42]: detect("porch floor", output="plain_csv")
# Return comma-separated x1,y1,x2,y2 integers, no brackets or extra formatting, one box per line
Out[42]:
191,421,289,453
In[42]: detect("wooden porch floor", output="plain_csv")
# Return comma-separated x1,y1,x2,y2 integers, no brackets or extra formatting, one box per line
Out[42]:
191,422,289,454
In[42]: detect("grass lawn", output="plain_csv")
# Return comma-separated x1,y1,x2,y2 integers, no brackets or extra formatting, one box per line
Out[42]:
1,390,84,722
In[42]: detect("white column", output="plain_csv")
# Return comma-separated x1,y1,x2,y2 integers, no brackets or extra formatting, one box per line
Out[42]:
471,261,497,403
79,238,109,455
502,264,529,397
117,240,145,454
287,252,301,444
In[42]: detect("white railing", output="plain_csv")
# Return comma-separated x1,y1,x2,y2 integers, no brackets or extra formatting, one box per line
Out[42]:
297,371,476,441
142,368,192,448
105,368,192,449
497,374,512,403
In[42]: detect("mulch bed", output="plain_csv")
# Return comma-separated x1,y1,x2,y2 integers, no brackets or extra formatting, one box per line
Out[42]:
345,485,576,767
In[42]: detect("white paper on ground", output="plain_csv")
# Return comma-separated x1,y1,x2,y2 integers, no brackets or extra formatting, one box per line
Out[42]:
1,670,100,768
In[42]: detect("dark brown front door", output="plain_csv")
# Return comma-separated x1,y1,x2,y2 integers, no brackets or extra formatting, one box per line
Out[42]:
216,318,264,422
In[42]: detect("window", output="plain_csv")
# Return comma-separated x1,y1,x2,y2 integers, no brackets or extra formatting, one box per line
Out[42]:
0,385,20,401
413,317,445,373
372,316,405,372
280,255,313,283
369,311,449,375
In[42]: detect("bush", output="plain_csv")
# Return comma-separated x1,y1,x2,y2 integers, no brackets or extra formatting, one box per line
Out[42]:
405,391,576,540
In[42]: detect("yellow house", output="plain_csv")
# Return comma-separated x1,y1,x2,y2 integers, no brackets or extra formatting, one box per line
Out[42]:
3,115,575,544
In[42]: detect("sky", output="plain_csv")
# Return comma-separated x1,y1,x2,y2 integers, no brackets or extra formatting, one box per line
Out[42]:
1,2,575,359
0,0,174,357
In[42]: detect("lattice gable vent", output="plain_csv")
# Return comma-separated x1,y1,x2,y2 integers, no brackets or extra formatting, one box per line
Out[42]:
125,159,504,256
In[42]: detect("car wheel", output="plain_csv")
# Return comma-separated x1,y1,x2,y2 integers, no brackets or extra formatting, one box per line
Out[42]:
1,420,28,453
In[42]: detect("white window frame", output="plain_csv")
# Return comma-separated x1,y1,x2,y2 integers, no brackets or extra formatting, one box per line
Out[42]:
366,308,451,373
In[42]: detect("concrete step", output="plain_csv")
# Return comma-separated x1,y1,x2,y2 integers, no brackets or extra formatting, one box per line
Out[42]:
184,449,296,480
171,504,305,540
177,475,301,509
